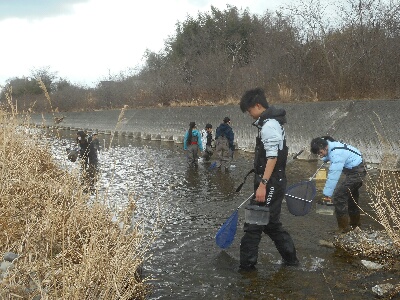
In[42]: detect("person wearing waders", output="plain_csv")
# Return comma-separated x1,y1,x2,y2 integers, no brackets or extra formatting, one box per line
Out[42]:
76,130,99,192
201,123,214,162
91,131,101,153
310,136,366,233
183,122,203,167
214,117,235,172
239,88,299,271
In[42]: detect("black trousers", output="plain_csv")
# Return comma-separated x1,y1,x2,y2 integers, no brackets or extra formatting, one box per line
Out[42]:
81,157,98,190
240,173,298,268
333,162,366,217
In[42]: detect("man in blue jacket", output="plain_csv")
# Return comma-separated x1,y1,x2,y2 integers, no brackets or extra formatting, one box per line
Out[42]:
214,117,235,172
310,136,366,232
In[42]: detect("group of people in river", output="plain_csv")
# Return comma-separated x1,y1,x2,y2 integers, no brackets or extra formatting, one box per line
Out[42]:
185,88,366,271
183,116,235,172
68,87,366,272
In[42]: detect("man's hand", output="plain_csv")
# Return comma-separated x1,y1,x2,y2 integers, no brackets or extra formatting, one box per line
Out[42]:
255,184,266,202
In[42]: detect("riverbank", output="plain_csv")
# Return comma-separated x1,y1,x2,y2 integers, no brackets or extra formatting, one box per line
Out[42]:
3,108,400,299
0,111,148,299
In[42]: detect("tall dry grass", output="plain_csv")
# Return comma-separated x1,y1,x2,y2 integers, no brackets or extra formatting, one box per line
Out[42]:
0,108,149,298
366,114,400,247
336,169,400,273
335,116,400,266
367,170,400,246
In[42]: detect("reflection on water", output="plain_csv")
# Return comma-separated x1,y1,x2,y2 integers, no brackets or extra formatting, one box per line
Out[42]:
44,128,394,300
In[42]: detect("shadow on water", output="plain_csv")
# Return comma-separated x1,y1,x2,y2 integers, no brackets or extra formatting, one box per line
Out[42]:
44,128,397,300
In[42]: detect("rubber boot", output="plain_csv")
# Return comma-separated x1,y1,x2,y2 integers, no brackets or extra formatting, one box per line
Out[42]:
349,213,361,229
336,215,351,233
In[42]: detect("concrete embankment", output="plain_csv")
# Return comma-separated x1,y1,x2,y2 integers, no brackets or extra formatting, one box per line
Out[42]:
28,100,400,168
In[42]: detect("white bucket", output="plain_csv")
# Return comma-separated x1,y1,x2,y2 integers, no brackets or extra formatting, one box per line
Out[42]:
245,204,270,225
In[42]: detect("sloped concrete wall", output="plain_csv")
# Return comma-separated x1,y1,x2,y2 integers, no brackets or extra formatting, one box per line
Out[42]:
28,100,400,167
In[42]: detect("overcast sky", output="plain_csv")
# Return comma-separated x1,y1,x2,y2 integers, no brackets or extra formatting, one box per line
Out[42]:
0,0,290,87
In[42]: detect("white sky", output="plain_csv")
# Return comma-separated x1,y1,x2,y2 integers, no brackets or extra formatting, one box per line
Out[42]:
0,0,289,88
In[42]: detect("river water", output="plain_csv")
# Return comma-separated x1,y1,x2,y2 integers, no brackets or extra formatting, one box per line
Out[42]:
43,128,396,300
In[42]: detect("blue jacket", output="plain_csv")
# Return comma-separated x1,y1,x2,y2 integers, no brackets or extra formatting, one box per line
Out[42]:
183,129,203,151
323,140,363,197
215,123,234,150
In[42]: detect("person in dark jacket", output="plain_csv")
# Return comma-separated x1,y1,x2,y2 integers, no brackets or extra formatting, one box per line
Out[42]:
183,122,203,167
76,130,99,192
91,131,101,153
201,123,214,162
214,117,235,172
310,136,366,232
239,88,299,271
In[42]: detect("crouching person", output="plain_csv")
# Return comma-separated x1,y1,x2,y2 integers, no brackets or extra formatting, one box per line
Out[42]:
310,136,366,233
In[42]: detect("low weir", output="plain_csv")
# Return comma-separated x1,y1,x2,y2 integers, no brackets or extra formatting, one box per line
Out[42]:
28,99,400,168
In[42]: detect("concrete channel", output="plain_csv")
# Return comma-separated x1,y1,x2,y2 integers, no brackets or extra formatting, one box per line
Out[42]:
27,99,400,169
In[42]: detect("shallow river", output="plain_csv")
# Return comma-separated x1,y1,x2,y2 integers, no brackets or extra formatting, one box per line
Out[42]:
45,128,396,300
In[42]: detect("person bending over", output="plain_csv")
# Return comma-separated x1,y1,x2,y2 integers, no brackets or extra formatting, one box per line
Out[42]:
310,136,366,233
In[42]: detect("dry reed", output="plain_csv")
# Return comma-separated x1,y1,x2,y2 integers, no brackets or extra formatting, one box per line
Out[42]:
334,114,400,267
109,105,129,148
366,170,400,247
277,83,293,103
0,105,148,298
366,113,400,248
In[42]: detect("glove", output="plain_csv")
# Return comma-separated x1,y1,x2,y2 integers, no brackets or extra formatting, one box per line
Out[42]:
323,196,333,206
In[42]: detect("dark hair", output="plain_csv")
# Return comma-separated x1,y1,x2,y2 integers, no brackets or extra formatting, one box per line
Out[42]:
223,117,230,123
310,136,335,154
187,122,196,144
205,123,212,129
240,88,269,112
77,130,86,138
320,136,335,142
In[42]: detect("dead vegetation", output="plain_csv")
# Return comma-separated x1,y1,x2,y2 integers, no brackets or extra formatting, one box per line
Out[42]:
334,119,400,267
167,96,239,107
0,109,149,298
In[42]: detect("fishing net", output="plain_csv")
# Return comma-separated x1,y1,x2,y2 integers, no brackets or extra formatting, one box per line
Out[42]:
285,181,316,216
67,149,78,162
209,161,217,170
215,210,239,249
